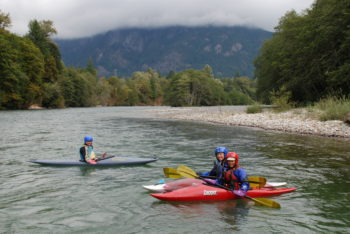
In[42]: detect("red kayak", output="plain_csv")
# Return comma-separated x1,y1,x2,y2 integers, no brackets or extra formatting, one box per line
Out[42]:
151,183,296,202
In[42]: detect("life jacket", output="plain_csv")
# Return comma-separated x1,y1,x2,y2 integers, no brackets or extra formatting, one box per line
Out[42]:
224,169,240,190
80,145,96,161
214,160,224,176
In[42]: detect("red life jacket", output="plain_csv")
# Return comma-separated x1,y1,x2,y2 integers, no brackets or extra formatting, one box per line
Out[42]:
224,169,239,189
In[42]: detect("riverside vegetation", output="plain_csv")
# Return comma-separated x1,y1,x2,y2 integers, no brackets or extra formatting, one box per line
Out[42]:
0,11,255,110
0,0,349,125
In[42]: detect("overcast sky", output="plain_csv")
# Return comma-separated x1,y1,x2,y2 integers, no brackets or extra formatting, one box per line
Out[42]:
1,0,315,39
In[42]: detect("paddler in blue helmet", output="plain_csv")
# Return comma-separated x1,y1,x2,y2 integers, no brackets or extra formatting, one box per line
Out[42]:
199,146,228,178
79,136,106,164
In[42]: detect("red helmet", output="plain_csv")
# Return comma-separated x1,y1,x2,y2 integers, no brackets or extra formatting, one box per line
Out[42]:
226,152,239,165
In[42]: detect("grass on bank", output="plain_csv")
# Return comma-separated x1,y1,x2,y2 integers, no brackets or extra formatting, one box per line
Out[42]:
312,96,350,121
246,104,263,114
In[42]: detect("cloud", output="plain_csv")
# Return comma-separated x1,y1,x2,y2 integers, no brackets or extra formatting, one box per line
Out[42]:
1,0,314,38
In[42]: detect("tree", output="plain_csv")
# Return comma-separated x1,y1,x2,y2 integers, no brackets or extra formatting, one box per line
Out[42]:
165,69,227,107
27,20,62,82
203,64,214,78
255,0,350,104
0,28,45,109
0,10,11,30
86,57,97,77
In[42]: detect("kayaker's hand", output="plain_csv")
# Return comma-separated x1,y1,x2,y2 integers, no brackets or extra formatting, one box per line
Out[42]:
102,152,106,158
233,189,246,197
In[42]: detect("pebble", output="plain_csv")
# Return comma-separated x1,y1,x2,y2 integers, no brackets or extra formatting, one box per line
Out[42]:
152,107,350,139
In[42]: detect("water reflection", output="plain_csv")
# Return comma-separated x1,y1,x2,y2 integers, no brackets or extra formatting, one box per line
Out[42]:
79,167,97,176
151,199,253,227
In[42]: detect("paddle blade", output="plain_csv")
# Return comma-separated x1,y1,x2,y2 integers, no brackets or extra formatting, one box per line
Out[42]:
176,165,198,179
248,197,281,208
163,168,182,179
248,176,267,188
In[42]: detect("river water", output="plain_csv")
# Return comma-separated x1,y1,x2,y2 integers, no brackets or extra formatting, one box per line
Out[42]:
0,107,349,233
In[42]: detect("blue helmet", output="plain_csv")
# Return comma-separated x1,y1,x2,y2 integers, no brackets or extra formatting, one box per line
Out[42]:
84,136,93,143
214,146,228,157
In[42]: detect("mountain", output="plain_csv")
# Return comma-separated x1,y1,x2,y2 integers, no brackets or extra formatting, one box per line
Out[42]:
56,26,272,78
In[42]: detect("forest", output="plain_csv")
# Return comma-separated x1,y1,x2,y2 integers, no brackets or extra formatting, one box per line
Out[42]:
0,11,255,109
1,0,349,110
255,0,350,104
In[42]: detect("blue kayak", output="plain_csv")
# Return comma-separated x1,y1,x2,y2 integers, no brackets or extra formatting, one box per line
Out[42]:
29,156,158,167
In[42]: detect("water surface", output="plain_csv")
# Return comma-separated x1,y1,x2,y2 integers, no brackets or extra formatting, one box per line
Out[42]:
0,107,349,233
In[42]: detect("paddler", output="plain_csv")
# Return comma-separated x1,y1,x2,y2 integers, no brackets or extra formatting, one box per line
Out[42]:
79,136,106,164
222,152,250,197
199,146,228,178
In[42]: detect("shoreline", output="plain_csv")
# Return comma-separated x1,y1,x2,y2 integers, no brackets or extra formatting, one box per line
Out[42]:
151,106,350,139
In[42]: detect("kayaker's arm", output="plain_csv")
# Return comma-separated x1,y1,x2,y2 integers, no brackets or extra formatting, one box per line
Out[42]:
234,168,250,195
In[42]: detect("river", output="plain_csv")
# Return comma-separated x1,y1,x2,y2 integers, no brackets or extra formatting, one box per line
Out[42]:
0,107,349,233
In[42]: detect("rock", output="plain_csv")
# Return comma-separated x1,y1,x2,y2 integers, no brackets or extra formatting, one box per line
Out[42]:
28,104,44,110
152,107,350,138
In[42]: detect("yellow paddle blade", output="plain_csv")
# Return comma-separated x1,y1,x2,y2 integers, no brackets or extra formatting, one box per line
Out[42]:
248,196,281,208
163,168,183,179
248,176,267,188
176,165,198,179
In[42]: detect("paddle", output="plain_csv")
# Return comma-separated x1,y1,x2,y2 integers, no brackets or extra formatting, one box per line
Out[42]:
96,155,114,161
176,165,280,208
163,167,217,179
163,168,183,179
248,176,268,189
176,165,267,187
212,182,281,208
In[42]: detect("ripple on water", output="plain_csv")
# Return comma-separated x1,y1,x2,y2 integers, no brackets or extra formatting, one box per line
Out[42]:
0,107,349,233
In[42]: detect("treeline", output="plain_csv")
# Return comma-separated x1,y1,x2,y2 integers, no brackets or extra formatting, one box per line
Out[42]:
255,0,350,104
0,12,255,109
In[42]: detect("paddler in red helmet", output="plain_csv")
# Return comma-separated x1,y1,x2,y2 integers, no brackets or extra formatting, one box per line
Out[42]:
223,152,250,197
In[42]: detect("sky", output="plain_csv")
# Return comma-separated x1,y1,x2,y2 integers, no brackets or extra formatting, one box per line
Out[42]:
1,0,315,39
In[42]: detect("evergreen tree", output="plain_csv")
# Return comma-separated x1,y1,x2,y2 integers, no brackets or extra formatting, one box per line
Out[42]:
255,0,350,104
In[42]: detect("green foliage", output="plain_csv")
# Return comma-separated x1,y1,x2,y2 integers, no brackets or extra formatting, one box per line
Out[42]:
221,77,256,105
255,0,350,104
27,19,62,82
246,104,263,114
314,96,350,121
270,86,295,112
0,16,265,109
86,57,97,77
165,69,227,107
42,82,64,108
60,68,96,107
0,10,11,30
0,29,45,109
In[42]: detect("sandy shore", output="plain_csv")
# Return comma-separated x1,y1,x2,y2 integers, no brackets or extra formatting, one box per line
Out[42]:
152,106,350,139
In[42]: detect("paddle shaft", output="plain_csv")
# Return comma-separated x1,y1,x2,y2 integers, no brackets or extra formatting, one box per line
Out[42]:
96,155,114,161
176,165,266,186
208,182,281,208
186,174,265,185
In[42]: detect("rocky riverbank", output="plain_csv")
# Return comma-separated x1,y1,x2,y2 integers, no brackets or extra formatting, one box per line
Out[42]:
152,106,350,138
